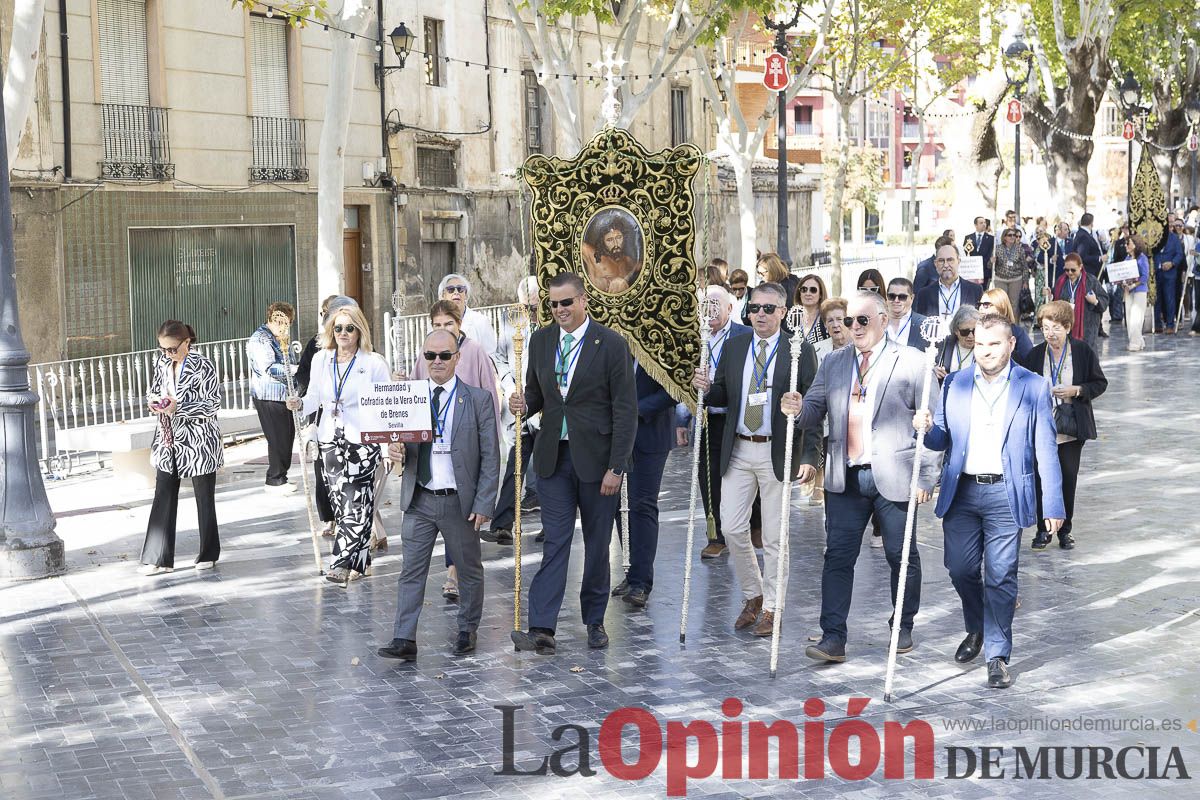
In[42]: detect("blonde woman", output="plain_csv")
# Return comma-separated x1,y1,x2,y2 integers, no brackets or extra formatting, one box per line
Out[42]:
976,287,1033,360
287,305,391,584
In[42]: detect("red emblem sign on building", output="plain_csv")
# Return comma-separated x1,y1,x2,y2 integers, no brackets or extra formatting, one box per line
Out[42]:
1005,99,1023,125
763,52,790,92
1122,121,1136,141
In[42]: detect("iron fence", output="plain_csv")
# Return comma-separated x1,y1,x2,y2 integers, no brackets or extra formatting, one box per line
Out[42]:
250,116,309,182
100,103,174,180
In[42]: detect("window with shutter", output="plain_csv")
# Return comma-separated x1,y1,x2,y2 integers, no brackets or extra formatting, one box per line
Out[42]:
250,16,290,118
97,0,150,106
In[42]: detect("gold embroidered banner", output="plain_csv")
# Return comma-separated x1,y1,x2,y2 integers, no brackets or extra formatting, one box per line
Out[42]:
1130,146,1167,304
521,128,703,411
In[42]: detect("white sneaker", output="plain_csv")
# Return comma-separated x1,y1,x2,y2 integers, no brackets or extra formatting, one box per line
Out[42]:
141,564,173,575
266,482,296,494
195,561,215,570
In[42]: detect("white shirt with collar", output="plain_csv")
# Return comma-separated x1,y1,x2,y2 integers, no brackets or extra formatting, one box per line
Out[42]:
707,319,734,414
846,337,890,467
938,280,964,317
964,362,1012,476
300,348,392,443
424,375,459,491
886,312,914,344
556,317,590,440
737,329,781,437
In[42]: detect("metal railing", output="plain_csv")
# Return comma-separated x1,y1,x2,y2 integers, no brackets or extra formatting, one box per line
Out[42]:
250,116,309,182
100,103,174,180
29,338,254,473
383,305,507,373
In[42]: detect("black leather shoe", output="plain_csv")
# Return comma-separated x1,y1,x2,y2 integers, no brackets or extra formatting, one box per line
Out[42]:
623,587,649,608
1031,531,1052,550
511,628,556,655
494,530,514,546
452,631,476,656
805,637,846,663
480,528,512,544
987,657,1014,688
895,629,914,654
587,623,609,649
377,638,417,662
955,632,983,663
522,494,541,512
611,579,630,597
1058,532,1075,550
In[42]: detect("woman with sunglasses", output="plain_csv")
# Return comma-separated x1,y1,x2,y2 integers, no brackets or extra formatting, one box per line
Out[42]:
856,268,885,295
287,305,391,585
1019,301,1107,550
755,253,799,313
934,306,981,382
140,320,223,576
977,287,1033,359
991,227,1034,315
794,274,830,348
1043,252,1108,350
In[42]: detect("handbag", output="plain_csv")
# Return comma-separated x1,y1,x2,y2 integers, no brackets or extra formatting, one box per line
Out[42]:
1019,285,1035,315
1052,403,1078,438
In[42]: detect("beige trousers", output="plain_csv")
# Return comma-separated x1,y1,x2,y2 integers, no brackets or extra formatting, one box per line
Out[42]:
720,438,787,609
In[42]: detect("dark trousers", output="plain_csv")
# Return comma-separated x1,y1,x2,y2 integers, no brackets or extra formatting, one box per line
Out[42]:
141,469,220,568
617,445,670,593
699,412,727,543
943,480,1020,662
492,429,538,530
314,458,334,522
820,466,921,643
253,398,294,485
1192,276,1200,333
527,442,619,631
1155,268,1179,328
1036,439,1083,535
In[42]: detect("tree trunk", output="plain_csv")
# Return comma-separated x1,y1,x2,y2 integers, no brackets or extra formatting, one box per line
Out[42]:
945,72,1005,225
729,155,758,276
828,100,853,296
3,0,45,165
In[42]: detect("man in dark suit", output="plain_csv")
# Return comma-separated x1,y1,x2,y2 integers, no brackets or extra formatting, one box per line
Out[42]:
884,277,927,350
1052,221,1073,285
914,243,984,318
611,364,676,608
1070,213,1104,279
692,283,821,636
378,329,500,661
963,217,995,285
914,235,954,294
676,285,751,558
509,272,637,654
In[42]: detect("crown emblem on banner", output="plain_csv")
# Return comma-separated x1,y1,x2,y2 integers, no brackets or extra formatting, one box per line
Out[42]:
598,184,625,204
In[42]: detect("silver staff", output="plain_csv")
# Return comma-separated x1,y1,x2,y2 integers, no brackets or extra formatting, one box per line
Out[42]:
680,294,721,644
282,338,325,574
883,314,946,702
770,304,808,678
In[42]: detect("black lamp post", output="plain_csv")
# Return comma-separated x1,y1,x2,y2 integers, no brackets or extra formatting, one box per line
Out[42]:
0,75,66,579
1118,71,1149,219
763,4,803,266
1003,37,1033,227
1185,95,1200,205
374,22,416,88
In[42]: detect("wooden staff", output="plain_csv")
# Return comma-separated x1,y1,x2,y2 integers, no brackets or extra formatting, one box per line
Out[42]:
680,295,720,644
883,315,946,702
770,305,807,678
507,303,532,642
282,337,325,575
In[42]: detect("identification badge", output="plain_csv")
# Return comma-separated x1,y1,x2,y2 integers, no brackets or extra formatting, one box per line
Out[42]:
748,391,769,407
432,443,451,455
559,385,569,400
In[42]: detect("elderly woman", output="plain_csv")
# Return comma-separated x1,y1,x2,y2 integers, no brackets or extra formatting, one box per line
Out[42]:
437,273,497,356
141,321,223,575
977,287,1033,359
287,305,391,585
247,301,297,491
819,297,849,352
935,306,981,382
795,273,830,347
1020,301,1107,550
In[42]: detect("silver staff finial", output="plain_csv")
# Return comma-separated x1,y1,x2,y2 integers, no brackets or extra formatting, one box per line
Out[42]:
785,304,806,334
919,315,947,345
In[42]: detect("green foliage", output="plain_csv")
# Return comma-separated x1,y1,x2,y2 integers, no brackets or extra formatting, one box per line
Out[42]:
524,0,779,42
229,1,330,26
822,146,885,213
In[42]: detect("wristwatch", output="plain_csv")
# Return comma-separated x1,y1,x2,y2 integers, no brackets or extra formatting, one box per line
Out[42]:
611,467,624,477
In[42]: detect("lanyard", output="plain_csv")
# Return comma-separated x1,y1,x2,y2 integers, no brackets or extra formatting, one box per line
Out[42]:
555,335,584,387
709,328,729,370
890,316,911,342
1048,346,1069,387
973,374,1009,415
939,282,960,313
751,338,780,390
955,346,974,371
1066,276,1081,299
803,312,822,341
431,382,458,441
852,341,886,398
332,353,357,407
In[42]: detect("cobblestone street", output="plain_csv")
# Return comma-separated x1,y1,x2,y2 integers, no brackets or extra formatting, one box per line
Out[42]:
2,326,1198,800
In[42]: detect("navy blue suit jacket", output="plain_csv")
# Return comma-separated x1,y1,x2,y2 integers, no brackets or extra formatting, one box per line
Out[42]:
1070,229,1103,275
634,364,676,456
914,255,938,294
913,278,984,317
963,232,994,266
678,321,751,428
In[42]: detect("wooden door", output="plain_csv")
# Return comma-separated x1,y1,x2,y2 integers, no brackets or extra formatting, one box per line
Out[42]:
343,230,362,306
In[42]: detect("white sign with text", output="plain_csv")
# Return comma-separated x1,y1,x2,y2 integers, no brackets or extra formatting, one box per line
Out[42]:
358,380,434,444
958,255,985,281
1106,259,1140,283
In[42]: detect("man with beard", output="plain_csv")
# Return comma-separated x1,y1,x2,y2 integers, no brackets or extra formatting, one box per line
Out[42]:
914,242,985,318
584,216,640,293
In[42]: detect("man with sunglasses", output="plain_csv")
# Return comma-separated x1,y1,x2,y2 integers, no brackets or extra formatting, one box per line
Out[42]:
509,273,637,654
1043,253,1108,350
884,277,927,350
781,291,940,664
914,242,984,319
379,329,500,662
692,283,821,637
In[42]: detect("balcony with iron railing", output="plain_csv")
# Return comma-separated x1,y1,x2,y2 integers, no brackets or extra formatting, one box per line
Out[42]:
250,116,309,182
100,104,174,180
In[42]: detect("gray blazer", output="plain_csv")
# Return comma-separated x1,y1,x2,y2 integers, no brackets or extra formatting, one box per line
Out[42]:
398,381,500,519
795,341,942,503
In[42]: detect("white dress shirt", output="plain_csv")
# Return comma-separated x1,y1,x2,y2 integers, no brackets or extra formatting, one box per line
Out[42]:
938,281,963,317
737,330,780,437
963,363,1011,476
557,317,590,440
425,375,459,490
886,313,914,344
300,348,393,443
846,339,889,467
707,320,733,414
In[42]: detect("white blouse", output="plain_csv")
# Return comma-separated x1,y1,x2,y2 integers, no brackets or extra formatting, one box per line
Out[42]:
300,348,392,443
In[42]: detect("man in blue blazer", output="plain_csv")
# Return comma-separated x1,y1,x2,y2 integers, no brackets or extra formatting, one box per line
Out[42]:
914,314,1064,689
1069,213,1104,278
963,217,995,284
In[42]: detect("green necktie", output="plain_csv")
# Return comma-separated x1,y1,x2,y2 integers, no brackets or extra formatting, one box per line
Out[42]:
558,333,575,438
417,385,444,485
742,339,769,432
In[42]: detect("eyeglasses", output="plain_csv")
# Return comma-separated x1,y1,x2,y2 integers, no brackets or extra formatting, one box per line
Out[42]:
846,314,881,328
333,324,358,334
549,295,581,309
423,350,457,361
958,328,976,337
886,292,910,301
746,303,779,315
978,301,994,309
159,344,183,355
444,285,468,295
861,285,880,293
799,285,821,294
934,258,957,266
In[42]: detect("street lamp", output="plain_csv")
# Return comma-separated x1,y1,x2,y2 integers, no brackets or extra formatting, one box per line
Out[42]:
374,22,416,87
1185,95,1200,205
1117,70,1149,219
1003,37,1033,228
763,4,803,267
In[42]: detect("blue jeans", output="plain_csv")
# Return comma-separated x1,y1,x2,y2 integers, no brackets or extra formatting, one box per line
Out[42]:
942,480,1020,662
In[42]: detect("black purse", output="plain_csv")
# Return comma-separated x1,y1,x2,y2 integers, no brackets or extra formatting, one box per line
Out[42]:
1052,403,1078,438
1019,285,1035,315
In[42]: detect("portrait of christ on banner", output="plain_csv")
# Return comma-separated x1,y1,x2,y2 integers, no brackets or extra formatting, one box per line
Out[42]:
581,207,644,295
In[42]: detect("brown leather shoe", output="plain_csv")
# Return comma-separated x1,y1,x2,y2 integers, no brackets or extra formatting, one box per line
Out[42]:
752,611,776,637
751,527,764,549
700,542,728,559
735,595,763,630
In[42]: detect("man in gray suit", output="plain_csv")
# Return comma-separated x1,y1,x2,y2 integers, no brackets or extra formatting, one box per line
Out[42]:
782,290,941,664
378,329,500,661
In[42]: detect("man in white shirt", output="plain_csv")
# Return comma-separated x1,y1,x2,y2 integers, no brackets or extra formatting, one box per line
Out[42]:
438,273,498,357
884,277,927,350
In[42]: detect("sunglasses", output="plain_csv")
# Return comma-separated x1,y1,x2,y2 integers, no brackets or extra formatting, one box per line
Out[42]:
958,328,976,337
799,285,821,294
159,344,184,355
333,324,357,334
846,314,879,328
886,292,910,301
444,285,468,294
423,350,457,361
549,296,581,309
746,303,779,315
861,285,880,293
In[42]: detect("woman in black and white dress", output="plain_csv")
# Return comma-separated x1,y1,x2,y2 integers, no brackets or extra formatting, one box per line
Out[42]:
288,305,391,585
793,273,831,355
141,321,223,575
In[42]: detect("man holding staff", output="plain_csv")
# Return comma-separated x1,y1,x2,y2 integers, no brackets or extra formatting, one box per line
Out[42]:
781,291,941,664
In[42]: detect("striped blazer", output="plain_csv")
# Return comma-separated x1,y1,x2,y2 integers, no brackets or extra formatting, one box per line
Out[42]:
149,352,224,477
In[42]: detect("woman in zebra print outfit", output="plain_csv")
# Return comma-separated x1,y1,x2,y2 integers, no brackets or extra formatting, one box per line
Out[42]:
140,320,223,575
289,305,391,585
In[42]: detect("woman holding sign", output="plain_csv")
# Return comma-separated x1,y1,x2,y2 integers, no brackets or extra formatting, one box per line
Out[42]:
1117,235,1152,352
287,305,391,585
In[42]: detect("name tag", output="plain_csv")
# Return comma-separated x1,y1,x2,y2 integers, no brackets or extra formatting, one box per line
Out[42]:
747,391,769,407
432,443,452,455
